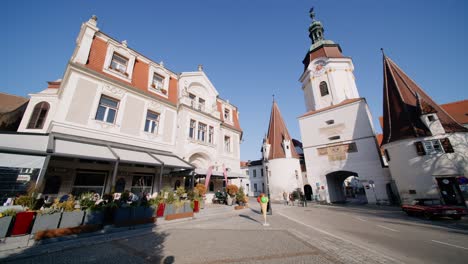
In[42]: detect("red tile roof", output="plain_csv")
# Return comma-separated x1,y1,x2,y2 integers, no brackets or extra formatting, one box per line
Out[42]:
300,98,363,118
381,56,467,145
441,100,468,125
266,101,299,160
85,37,178,105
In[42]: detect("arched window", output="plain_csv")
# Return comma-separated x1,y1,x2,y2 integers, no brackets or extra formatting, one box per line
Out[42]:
319,81,329,97
27,102,50,129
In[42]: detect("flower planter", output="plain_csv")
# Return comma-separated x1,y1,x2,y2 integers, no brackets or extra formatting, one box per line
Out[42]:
200,200,205,209
32,212,62,234
0,216,14,238
133,206,155,220
227,196,233,206
183,202,192,213
84,210,104,225
164,211,194,221
163,204,174,216
193,200,199,213
59,211,85,228
156,203,165,217
11,211,35,236
113,207,131,226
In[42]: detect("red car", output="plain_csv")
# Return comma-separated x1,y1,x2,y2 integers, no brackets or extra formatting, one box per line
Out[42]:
402,199,467,220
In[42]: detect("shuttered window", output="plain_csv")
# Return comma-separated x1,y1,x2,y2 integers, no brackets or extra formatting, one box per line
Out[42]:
414,141,426,156
440,138,454,153
27,102,50,129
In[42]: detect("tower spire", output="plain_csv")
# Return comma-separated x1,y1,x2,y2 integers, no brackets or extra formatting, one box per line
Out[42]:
308,7,325,45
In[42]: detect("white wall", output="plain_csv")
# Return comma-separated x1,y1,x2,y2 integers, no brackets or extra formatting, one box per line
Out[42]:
383,132,468,204
266,158,302,201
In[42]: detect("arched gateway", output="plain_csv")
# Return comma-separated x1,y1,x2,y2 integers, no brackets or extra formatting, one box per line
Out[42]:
326,170,367,204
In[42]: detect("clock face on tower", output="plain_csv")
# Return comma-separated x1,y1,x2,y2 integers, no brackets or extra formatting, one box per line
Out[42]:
313,61,326,76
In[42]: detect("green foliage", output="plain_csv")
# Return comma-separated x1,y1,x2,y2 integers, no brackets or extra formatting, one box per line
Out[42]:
55,196,76,212
165,191,176,204
15,195,35,209
1,209,17,217
174,200,184,209
236,187,247,203
175,186,186,198
79,193,97,209
149,196,165,207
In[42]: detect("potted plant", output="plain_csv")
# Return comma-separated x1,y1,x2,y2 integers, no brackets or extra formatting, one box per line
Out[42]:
236,187,247,206
163,191,176,216
11,210,36,236
59,196,85,228
113,191,133,226
31,207,61,234
226,184,239,206
0,209,17,238
150,196,165,218
80,193,104,225
195,184,206,209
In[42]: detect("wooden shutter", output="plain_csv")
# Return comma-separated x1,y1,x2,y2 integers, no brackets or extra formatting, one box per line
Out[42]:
440,138,454,153
414,141,426,156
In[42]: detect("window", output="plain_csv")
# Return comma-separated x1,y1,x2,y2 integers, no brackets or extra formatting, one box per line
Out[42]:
131,174,153,195
320,81,329,96
262,183,265,192
209,181,214,192
198,98,205,111
253,169,257,178
189,93,196,108
428,115,435,122
151,73,164,90
224,108,231,121
261,169,264,177
198,122,207,142
95,95,119,124
295,170,299,180
189,119,196,138
27,102,50,129
224,136,231,152
110,53,128,75
423,140,444,155
72,171,106,196
144,111,160,134
245,170,249,176
254,183,258,192
208,126,214,144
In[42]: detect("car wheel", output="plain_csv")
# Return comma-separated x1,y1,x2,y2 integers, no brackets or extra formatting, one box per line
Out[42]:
451,216,461,220
423,212,433,220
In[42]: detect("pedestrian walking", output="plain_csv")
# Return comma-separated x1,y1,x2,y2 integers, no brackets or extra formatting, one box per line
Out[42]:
283,191,288,205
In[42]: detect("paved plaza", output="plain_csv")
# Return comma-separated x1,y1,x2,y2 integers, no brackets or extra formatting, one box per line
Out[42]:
2,202,468,264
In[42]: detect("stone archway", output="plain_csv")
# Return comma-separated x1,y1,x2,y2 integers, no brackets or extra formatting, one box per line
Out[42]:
325,170,367,204
304,184,313,201
188,152,211,169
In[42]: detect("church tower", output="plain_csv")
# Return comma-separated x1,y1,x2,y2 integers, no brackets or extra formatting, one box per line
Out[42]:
298,8,390,204
262,100,302,201
300,8,360,112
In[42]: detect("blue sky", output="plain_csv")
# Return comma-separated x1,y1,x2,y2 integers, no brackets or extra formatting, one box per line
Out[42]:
2,0,467,161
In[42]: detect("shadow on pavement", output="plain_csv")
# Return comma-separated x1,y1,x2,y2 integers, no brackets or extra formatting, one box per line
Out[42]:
239,214,261,224
2,229,173,263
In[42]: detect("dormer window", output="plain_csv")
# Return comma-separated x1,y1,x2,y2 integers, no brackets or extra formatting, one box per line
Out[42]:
27,101,50,129
152,73,164,90
427,115,435,122
110,53,128,75
224,108,231,122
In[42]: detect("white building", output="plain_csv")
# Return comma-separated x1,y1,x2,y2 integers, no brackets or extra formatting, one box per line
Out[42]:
380,55,468,206
0,16,243,201
298,9,390,204
240,160,265,197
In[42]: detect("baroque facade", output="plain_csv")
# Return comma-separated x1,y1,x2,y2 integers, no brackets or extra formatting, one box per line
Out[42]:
0,16,243,201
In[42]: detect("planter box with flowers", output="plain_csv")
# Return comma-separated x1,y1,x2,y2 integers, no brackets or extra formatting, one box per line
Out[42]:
11,211,36,236
60,211,85,229
31,209,62,234
226,184,239,206
0,209,17,238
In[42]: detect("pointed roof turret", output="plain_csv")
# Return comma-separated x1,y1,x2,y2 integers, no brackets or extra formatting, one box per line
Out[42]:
265,100,299,160
381,54,467,145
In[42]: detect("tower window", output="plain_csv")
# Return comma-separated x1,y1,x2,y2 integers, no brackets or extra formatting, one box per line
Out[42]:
427,115,435,122
320,81,329,96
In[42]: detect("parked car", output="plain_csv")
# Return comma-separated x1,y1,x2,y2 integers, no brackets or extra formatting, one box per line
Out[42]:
402,199,467,220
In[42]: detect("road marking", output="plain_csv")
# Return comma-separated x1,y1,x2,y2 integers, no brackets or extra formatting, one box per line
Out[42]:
431,240,468,250
277,212,402,263
377,225,400,232
353,216,368,222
